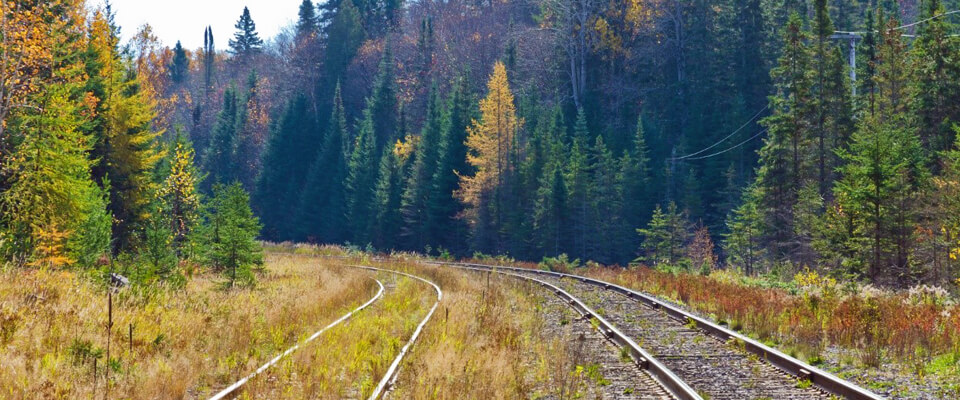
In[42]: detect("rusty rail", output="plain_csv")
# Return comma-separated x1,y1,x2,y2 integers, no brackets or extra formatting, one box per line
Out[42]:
440,263,702,400
435,261,884,400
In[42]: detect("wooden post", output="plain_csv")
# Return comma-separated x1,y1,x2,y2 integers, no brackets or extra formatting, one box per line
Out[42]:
106,291,112,400
129,324,133,355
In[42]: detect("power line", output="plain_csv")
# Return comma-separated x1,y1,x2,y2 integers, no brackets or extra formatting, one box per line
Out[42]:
682,129,767,161
671,105,768,160
835,9,960,35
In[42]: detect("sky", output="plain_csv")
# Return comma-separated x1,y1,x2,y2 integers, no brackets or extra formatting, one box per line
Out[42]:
90,0,305,50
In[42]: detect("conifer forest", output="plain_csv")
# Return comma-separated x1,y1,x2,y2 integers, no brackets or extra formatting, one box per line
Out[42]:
6,0,960,398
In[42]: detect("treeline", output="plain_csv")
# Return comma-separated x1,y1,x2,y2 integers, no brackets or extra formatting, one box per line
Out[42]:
5,0,960,288
0,1,262,286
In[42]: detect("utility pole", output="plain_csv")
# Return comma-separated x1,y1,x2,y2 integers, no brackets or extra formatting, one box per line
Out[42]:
829,33,861,97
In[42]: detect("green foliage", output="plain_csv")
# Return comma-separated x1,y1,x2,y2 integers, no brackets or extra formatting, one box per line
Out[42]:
196,183,263,287
228,7,263,58
637,202,690,267
170,41,189,84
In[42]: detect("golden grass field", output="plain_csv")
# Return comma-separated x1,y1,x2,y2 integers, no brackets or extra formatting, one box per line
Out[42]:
0,245,598,399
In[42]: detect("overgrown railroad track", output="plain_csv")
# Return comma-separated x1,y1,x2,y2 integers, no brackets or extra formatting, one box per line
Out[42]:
440,263,697,400
435,261,884,400
208,265,441,400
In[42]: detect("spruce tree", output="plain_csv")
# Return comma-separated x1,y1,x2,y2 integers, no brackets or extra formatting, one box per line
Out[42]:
159,133,202,257
197,183,263,287
324,0,364,91
367,43,399,154
346,114,379,244
427,78,473,254
401,84,443,249
591,136,621,264
911,0,960,155
297,84,349,243
566,109,593,260
228,7,264,58
170,40,189,84
373,148,404,249
204,87,239,188
296,0,319,39
86,10,164,252
254,94,319,240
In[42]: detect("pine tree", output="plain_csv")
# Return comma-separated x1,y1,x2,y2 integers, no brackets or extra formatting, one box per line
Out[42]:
637,202,689,266
750,13,815,262
296,0,319,39
228,7,264,58
832,119,929,282
254,94,320,240
533,163,568,256
233,71,266,191
873,10,910,120
617,115,652,263
724,186,766,274
373,147,405,249
204,86,239,188
346,114,379,244
170,40,189,84
911,0,960,155
401,84,443,249
367,43,399,154
197,183,263,287
811,0,837,195
297,84,349,243
86,10,164,252
324,0,365,89
566,109,593,260
427,77,473,254
457,62,520,253
591,136,622,264
203,26,216,95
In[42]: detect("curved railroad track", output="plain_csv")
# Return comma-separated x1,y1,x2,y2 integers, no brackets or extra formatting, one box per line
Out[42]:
209,277,385,400
436,263,700,400
433,261,885,400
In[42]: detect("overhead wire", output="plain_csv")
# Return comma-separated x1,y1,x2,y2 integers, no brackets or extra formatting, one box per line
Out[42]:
670,105,768,160
682,129,768,161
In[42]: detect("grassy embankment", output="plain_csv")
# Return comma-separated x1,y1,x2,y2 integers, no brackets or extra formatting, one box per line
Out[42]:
0,252,377,399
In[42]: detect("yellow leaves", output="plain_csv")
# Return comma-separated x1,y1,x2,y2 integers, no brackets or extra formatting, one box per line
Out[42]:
457,62,522,213
27,225,74,268
394,135,417,161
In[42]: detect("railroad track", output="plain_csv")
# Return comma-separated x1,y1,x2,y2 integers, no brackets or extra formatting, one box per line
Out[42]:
437,263,700,400
209,276,385,400
208,264,442,400
432,261,884,400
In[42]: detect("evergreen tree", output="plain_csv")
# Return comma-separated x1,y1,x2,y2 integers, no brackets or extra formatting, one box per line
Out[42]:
204,87,239,188
86,10,164,252
367,43,399,154
346,114,379,244
457,62,520,253
324,0,365,90
373,148,404,249
233,71,265,191
911,0,960,155
254,94,319,240
533,163,568,256
170,40,189,84
427,78,473,254
832,119,929,282
617,115,652,263
296,0,319,39
203,26,215,94
228,7,264,58
566,109,593,260
750,13,815,263
197,183,264,287
637,202,689,266
297,84,349,243
591,136,622,264
724,186,766,274
401,84,443,249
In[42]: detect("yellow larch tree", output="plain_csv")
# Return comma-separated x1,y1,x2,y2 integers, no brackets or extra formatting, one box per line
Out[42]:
456,62,522,235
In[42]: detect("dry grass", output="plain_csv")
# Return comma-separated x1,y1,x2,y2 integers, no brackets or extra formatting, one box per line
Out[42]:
0,253,377,399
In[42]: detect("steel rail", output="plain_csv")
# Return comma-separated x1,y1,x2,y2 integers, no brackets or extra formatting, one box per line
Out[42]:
435,261,884,400
209,278,385,400
350,265,443,400
438,263,702,400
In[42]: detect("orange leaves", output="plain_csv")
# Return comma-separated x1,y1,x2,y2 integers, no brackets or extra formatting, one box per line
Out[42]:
26,225,74,268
